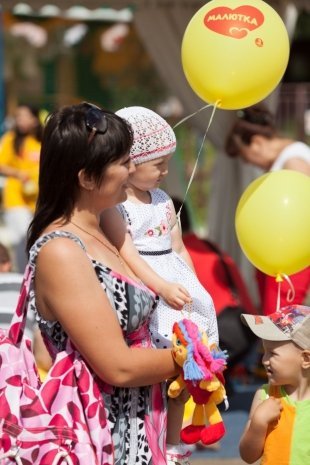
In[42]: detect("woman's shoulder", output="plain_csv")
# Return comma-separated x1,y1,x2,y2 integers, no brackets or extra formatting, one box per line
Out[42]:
29,230,86,264
271,141,310,171
280,141,310,161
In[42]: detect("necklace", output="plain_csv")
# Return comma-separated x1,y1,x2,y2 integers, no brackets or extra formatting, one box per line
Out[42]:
70,220,124,265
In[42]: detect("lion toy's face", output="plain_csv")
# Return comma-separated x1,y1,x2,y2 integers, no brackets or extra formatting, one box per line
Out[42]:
171,333,188,367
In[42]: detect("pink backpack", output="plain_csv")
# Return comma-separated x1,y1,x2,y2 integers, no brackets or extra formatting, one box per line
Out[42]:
0,264,114,464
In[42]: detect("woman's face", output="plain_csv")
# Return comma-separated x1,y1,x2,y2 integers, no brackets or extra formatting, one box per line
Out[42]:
239,136,272,169
96,154,135,208
15,106,39,134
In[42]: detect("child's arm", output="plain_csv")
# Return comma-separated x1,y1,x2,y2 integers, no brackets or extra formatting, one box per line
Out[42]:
169,201,195,272
239,388,283,464
100,207,191,310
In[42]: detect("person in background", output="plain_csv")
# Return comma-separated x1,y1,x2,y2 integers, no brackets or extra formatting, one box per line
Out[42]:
101,106,219,465
240,305,310,464
225,104,310,315
26,102,180,465
0,104,43,272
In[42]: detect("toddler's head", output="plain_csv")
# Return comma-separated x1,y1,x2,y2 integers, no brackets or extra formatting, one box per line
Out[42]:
242,305,310,384
241,305,310,350
116,106,176,165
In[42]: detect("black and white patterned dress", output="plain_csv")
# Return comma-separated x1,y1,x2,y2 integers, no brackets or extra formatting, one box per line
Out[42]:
27,231,168,465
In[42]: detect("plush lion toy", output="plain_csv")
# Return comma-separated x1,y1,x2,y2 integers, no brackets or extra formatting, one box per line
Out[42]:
168,318,228,445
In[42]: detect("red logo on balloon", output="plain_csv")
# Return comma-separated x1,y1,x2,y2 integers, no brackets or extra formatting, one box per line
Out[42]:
204,6,264,39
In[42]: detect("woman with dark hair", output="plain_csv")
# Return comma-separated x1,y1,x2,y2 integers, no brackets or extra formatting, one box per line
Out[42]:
0,104,43,271
225,104,310,315
26,102,179,465
225,104,310,174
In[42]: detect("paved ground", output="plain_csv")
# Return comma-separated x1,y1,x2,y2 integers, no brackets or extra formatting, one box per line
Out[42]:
193,458,259,465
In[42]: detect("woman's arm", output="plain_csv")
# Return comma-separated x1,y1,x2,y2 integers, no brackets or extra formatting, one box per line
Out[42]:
0,164,30,182
100,207,191,309
239,388,283,463
35,238,179,387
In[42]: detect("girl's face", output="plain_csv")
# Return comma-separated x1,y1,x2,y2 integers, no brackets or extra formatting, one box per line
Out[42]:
262,340,303,387
128,155,172,191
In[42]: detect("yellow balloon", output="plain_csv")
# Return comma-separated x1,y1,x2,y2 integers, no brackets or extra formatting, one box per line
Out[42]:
181,0,290,109
235,171,310,277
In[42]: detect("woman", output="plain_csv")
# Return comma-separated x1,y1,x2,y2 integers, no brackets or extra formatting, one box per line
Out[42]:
225,104,310,315
26,103,179,465
0,104,43,271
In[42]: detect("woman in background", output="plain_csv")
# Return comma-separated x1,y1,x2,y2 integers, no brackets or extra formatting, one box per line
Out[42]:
0,104,43,271
225,104,310,315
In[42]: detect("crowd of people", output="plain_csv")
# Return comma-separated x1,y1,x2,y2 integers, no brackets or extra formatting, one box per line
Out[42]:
0,101,309,465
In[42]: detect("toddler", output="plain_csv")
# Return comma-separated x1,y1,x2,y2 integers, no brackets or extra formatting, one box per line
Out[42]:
240,305,310,464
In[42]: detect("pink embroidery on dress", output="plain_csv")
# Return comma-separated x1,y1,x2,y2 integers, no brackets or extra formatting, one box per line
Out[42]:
144,220,169,237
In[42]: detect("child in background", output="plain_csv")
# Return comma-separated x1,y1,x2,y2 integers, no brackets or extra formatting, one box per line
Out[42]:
239,305,310,464
101,106,219,465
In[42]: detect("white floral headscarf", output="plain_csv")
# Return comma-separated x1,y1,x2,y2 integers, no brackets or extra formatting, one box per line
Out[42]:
116,106,176,164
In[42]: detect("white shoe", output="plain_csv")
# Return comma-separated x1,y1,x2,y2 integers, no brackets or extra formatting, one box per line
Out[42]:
166,444,191,465
166,451,191,465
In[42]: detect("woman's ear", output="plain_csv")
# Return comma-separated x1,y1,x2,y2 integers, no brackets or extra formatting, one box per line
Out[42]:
78,169,96,191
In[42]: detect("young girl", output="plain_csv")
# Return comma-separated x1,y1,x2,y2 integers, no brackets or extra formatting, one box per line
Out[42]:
101,106,219,465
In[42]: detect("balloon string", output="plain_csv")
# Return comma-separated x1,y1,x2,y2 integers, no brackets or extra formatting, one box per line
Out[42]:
276,276,282,312
282,273,296,303
175,101,220,228
173,103,213,129
275,273,296,312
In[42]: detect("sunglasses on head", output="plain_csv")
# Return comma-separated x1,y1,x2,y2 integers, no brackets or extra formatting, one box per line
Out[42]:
84,102,108,144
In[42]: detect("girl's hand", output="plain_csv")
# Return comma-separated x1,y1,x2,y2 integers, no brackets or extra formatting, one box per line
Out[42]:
159,282,192,310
